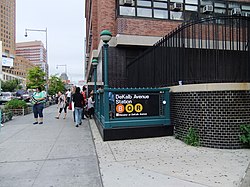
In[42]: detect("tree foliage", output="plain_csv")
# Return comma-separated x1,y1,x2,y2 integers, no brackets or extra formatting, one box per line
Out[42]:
1,79,20,92
48,75,65,95
26,66,46,89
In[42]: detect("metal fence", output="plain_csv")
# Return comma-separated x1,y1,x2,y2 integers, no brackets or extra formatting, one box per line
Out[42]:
127,16,250,87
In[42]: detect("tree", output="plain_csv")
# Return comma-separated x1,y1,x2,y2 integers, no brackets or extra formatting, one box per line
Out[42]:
1,79,20,92
26,66,46,90
48,75,65,95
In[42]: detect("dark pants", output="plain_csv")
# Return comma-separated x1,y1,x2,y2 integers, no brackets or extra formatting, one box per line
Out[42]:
82,107,86,119
33,103,44,118
59,105,67,113
88,107,94,118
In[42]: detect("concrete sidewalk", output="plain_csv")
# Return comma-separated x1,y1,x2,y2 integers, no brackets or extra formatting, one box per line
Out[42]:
89,120,250,187
0,105,102,187
1,105,250,187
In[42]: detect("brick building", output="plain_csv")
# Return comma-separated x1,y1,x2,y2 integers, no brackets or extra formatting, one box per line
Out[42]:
85,0,250,87
85,0,250,148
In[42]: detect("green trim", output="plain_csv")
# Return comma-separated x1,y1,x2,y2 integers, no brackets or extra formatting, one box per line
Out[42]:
100,30,112,37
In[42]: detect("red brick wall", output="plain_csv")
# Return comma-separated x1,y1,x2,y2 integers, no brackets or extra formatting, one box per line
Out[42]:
117,18,181,37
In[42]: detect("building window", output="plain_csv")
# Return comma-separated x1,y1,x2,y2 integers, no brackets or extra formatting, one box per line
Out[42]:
117,0,250,21
137,0,152,7
120,6,136,16
154,9,168,19
137,7,152,17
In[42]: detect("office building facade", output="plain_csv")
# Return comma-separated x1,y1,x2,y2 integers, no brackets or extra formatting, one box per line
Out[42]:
16,41,49,80
0,0,15,59
0,0,17,81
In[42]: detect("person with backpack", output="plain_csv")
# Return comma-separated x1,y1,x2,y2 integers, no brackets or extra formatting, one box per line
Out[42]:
72,87,85,127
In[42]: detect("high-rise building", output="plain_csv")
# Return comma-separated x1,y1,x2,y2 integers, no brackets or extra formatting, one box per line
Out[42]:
85,0,250,87
16,41,49,80
0,0,16,81
0,0,15,59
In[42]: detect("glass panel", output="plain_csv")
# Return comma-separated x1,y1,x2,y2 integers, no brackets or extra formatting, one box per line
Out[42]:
185,5,198,11
170,0,183,3
155,0,167,2
214,3,226,8
154,2,167,8
170,11,183,20
137,8,152,17
214,8,226,14
184,11,198,21
185,0,198,5
228,3,240,9
120,6,136,16
154,9,168,18
137,0,152,7
200,0,212,6
242,5,250,11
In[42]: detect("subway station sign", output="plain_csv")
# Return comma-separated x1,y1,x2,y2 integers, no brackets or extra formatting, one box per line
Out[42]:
115,93,160,118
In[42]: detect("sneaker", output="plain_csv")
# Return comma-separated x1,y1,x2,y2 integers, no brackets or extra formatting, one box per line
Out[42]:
39,122,43,124
55,117,59,119
76,125,79,127
33,122,38,125
1,124,4,127
79,122,82,125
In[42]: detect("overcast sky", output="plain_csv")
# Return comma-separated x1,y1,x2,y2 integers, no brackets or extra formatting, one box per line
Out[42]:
16,0,85,85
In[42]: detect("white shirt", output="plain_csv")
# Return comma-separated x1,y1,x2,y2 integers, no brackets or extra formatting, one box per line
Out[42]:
87,97,94,109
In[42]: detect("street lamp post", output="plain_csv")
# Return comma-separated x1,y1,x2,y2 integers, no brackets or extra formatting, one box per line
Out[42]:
92,59,98,94
100,30,112,122
100,30,112,89
25,28,48,57
92,58,98,114
25,28,48,93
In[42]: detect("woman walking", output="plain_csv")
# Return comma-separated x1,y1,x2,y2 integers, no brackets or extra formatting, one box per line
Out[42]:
72,87,84,127
31,86,46,125
55,91,67,119
87,94,95,119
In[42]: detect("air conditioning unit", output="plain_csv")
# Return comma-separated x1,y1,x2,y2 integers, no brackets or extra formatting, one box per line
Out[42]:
232,8,241,15
173,3,183,11
122,0,132,6
202,5,213,13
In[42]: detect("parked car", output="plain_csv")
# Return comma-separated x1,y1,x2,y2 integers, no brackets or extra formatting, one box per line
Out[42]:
22,93,31,102
0,92,16,104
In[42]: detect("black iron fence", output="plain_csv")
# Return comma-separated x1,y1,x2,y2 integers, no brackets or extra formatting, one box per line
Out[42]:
127,16,250,87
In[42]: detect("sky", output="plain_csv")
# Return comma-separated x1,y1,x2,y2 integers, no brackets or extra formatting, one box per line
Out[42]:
16,0,86,85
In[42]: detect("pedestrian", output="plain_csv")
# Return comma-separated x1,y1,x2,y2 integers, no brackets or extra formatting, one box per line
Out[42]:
65,89,71,104
87,94,95,119
72,87,84,127
71,86,76,122
81,86,87,119
55,91,67,119
31,86,46,125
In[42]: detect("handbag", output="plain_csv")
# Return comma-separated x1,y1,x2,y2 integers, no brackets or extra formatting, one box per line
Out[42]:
68,102,72,110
